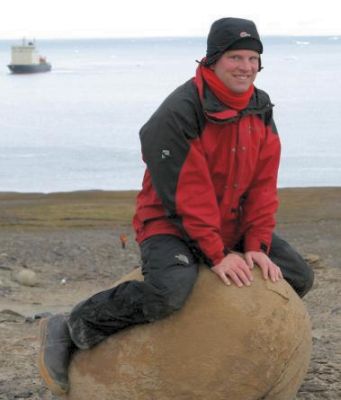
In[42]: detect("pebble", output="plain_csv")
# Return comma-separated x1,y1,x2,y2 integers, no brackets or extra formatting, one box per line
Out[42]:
312,328,324,340
303,253,321,264
15,268,38,287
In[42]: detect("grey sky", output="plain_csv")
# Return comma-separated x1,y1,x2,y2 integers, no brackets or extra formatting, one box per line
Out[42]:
1,0,340,39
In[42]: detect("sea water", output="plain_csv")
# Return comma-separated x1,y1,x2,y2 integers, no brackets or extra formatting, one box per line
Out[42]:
0,36,340,192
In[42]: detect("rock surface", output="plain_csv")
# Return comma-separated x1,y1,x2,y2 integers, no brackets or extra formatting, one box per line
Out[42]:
66,266,312,400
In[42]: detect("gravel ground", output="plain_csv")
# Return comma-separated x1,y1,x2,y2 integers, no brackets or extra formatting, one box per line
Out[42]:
0,189,340,400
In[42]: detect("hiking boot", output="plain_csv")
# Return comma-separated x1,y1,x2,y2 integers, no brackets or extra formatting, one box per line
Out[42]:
38,314,75,395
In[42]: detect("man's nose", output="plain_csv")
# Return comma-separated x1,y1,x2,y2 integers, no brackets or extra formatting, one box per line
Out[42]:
238,58,253,70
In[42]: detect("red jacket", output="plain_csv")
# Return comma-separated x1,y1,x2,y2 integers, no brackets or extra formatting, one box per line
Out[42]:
133,75,280,267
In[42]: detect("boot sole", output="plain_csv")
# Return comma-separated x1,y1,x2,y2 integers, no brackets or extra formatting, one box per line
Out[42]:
38,318,68,396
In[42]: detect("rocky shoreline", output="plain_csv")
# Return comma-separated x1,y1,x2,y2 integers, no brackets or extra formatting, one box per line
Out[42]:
0,188,340,399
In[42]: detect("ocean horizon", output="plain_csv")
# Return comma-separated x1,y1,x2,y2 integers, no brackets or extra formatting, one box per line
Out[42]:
0,36,340,193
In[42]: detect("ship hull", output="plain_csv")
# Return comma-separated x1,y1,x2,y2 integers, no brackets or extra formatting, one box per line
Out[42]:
8,63,51,74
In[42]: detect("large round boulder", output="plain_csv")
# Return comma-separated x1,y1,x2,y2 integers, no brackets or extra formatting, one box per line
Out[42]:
66,266,311,400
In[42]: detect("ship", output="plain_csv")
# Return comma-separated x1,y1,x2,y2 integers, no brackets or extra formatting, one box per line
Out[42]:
7,39,51,74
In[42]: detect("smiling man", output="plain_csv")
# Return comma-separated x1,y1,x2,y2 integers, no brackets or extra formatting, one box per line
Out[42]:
39,18,314,396
133,17,313,290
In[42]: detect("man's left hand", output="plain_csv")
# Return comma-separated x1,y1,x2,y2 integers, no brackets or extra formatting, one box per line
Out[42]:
244,251,283,282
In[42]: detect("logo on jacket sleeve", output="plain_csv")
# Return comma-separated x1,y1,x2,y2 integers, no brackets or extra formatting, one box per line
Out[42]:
161,149,171,159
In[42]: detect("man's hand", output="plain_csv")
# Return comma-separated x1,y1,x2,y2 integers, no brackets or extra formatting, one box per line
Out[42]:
211,253,253,287
245,251,283,282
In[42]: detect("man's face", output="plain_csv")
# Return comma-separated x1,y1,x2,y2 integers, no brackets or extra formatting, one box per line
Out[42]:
211,49,260,93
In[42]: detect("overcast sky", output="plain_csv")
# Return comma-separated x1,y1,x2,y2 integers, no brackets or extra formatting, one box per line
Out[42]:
1,0,340,39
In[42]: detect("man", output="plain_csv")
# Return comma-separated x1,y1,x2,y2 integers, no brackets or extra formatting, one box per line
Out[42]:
39,17,314,396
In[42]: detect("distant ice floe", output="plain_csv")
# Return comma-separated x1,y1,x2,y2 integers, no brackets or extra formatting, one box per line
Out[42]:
328,36,339,41
295,41,310,46
88,61,113,67
0,152,47,159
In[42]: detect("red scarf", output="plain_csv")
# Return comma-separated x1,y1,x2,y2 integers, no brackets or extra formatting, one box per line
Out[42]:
196,63,254,111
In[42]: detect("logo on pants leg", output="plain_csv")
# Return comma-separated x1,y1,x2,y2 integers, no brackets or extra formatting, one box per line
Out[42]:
175,254,189,264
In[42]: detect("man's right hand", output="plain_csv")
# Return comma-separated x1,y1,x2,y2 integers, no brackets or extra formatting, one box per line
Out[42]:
211,253,253,287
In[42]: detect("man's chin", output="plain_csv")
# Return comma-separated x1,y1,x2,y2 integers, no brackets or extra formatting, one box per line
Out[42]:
231,84,251,94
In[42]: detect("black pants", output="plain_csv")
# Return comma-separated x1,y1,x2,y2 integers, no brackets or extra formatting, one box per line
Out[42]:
68,233,314,349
